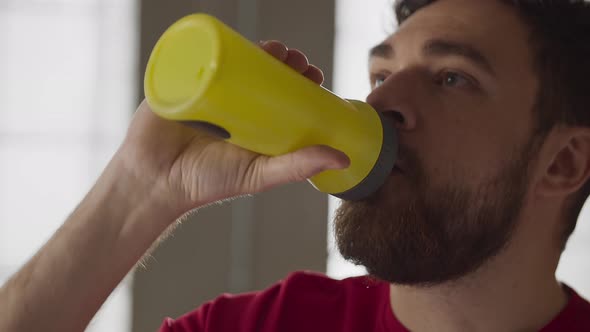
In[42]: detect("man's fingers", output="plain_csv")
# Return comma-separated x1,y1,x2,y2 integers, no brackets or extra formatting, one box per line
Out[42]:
303,64,324,85
260,41,323,84
260,40,288,61
285,49,309,74
256,145,350,190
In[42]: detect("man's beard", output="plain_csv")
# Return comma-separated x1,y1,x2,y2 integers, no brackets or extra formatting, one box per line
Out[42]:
334,137,541,286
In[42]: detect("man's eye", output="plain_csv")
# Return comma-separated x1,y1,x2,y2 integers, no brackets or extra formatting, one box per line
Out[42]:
375,77,385,87
372,75,387,88
436,71,473,88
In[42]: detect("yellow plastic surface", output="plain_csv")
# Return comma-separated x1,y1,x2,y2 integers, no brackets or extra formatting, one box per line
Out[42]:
144,13,384,195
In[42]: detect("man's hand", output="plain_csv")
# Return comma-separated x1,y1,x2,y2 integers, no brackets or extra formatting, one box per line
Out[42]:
0,41,348,332
120,40,349,222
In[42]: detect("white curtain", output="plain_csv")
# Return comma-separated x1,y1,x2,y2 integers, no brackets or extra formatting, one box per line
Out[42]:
327,0,392,280
0,0,137,330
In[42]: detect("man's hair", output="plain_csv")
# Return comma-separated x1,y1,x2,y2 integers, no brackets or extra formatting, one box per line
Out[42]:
394,0,590,248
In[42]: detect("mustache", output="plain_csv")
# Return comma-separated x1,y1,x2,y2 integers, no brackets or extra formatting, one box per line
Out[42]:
355,144,424,204
395,144,422,178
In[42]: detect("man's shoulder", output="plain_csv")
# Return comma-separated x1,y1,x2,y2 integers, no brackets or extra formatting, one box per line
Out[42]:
542,285,590,332
159,271,389,332
276,270,386,294
213,270,387,315
565,286,590,327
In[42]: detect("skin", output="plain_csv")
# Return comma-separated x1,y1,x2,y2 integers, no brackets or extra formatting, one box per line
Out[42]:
1,0,590,331
365,0,590,331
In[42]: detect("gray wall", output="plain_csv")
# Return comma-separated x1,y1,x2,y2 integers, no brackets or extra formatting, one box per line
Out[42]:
132,1,336,331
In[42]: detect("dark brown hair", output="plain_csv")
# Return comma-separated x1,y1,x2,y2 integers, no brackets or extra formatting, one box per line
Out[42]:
394,0,590,248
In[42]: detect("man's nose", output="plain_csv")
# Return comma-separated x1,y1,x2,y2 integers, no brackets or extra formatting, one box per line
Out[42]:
365,72,417,132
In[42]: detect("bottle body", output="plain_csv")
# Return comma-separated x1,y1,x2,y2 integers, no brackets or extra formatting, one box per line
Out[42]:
144,13,397,199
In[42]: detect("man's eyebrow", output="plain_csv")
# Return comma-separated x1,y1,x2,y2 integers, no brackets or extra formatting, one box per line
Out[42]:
423,38,496,77
369,43,393,59
369,39,496,77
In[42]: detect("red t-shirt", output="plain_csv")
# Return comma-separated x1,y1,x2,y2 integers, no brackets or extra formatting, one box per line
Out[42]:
159,271,590,332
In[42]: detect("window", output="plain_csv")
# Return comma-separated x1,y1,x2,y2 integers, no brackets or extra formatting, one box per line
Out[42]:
327,0,392,279
328,0,590,300
0,0,137,330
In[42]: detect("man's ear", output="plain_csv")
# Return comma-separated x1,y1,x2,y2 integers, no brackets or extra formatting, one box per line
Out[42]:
536,128,590,197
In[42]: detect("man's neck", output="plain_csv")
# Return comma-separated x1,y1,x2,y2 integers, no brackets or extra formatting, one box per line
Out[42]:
389,237,568,332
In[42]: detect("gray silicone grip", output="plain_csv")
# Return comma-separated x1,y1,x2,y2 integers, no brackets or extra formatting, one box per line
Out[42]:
331,112,398,201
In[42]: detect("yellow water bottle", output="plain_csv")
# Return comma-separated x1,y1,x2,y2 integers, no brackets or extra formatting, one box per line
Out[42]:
144,13,397,200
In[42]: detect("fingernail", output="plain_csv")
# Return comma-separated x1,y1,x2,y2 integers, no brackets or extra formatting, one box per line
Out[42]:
338,154,351,168
328,159,350,170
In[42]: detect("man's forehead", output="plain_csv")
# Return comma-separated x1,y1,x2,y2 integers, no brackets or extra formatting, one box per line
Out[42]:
391,1,506,44
391,0,529,41
377,0,534,73
398,0,515,23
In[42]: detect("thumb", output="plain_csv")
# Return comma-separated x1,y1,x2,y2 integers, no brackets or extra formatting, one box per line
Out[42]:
256,145,350,191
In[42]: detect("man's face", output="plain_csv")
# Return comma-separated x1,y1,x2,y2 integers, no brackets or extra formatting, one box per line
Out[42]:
334,0,543,285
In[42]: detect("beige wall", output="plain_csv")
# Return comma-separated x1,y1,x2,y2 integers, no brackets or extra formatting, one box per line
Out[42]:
132,1,335,331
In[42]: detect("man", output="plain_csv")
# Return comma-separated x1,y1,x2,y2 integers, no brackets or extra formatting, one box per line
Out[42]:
1,0,590,331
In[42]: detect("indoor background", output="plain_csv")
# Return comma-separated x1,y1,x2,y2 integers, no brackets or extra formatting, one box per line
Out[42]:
0,0,588,331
